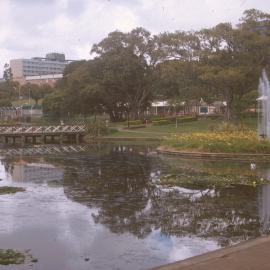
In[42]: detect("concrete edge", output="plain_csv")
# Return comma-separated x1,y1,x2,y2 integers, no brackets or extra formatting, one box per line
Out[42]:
100,137,162,141
157,146,270,161
149,236,270,270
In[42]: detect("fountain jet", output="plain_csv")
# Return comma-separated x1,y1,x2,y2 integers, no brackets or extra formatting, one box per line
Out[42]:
258,69,270,140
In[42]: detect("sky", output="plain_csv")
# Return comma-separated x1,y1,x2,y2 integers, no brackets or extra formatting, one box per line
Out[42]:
0,0,270,76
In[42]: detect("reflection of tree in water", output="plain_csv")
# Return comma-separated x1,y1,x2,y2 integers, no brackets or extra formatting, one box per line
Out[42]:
62,146,265,246
154,186,261,246
63,146,158,238
1,156,45,175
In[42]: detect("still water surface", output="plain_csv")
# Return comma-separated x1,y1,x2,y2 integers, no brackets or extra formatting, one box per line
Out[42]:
0,143,270,270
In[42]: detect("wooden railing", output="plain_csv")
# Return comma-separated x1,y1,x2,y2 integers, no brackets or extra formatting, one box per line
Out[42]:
0,125,86,135
2,145,88,156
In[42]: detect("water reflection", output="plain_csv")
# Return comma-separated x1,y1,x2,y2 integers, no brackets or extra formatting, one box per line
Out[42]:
58,145,269,245
1,143,270,269
11,161,63,182
259,185,270,232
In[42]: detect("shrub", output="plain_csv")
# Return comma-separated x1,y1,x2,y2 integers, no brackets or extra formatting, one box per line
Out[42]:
86,121,110,137
152,119,171,125
124,120,143,126
216,122,249,132
176,116,197,123
124,125,146,129
148,115,197,124
205,114,223,120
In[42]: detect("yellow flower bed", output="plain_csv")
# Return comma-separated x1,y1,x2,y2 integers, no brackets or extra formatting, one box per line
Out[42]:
164,131,270,153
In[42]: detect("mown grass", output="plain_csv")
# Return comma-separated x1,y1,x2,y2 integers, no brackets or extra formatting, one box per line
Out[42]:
11,98,36,106
0,186,25,195
106,117,257,138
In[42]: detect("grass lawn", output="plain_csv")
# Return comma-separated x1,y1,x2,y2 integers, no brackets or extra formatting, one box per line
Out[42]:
105,117,257,138
12,98,36,107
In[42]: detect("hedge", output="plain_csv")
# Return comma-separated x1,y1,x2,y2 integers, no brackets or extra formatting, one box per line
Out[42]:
152,120,172,125
124,120,144,125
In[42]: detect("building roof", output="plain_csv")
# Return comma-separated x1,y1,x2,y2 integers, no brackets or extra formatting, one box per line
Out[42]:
25,74,63,81
151,101,170,107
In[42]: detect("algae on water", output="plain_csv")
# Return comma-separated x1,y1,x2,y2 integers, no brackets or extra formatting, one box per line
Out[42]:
0,249,25,265
0,249,37,266
0,186,25,195
159,173,269,189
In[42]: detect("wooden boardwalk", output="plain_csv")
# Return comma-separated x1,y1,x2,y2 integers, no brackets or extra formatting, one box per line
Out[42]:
0,125,87,144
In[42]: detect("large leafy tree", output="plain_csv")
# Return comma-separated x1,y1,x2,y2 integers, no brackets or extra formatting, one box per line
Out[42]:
200,66,259,120
66,49,151,121
44,9,270,121
21,83,53,105
91,27,159,67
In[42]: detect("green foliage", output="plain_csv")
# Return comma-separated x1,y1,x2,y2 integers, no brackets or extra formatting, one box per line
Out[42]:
152,119,171,125
215,121,249,132
0,98,12,107
46,46,152,121
160,173,268,189
21,83,53,105
3,63,13,82
176,116,197,122
150,116,197,124
43,9,270,121
0,249,37,266
86,120,111,137
125,120,144,125
43,90,65,117
0,80,19,98
0,250,25,265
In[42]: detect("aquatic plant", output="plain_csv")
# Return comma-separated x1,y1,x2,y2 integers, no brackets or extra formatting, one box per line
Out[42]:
0,186,25,195
0,249,25,265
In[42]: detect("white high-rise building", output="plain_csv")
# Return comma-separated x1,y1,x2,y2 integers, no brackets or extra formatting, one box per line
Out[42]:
10,52,72,77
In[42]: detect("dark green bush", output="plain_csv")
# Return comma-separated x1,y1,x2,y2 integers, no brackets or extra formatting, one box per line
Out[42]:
124,120,143,125
176,116,197,122
152,119,171,125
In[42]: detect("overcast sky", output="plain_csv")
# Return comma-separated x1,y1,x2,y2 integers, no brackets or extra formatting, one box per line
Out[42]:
1,0,270,76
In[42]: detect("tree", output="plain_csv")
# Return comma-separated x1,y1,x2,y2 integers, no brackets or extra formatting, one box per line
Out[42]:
21,83,52,105
91,27,161,67
43,90,65,117
200,66,258,120
154,60,205,101
3,63,13,82
53,45,152,121
43,9,270,121
156,31,201,62
96,49,151,120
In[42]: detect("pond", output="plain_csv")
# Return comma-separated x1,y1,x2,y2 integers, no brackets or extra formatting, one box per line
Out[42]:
0,143,270,270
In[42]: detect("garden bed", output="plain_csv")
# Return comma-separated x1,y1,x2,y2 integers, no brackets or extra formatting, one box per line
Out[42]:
161,131,270,155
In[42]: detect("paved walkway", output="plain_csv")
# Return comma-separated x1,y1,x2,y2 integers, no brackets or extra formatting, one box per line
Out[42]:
150,236,270,270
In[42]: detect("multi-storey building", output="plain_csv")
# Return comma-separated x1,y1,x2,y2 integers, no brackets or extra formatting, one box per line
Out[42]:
10,53,72,85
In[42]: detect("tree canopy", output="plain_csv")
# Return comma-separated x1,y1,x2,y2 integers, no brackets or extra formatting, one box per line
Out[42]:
44,9,270,120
